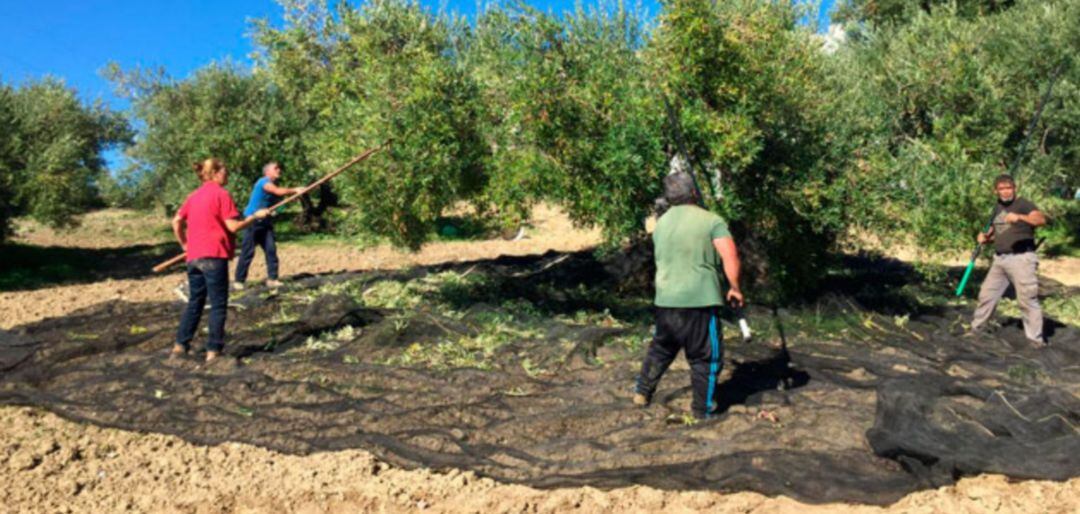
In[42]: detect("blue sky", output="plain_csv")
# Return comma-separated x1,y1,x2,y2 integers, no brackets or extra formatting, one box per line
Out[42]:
0,0,834,168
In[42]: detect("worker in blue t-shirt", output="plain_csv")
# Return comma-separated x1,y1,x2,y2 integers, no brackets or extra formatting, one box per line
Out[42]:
233,162,302,290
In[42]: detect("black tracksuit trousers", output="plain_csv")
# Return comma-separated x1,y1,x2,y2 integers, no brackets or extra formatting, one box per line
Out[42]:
636,306,724,419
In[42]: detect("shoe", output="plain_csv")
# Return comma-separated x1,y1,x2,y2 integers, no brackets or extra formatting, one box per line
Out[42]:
173,282,189,302
1028,338,1048,349
168,344,188,360
231,281,246,292
962,325,986,339
632,392,650,407
266,279,284,288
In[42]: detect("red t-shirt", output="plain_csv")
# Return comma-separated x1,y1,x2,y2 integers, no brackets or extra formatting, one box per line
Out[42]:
177,182,241,261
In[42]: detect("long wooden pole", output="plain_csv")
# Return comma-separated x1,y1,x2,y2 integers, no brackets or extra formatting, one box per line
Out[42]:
152,141,390,273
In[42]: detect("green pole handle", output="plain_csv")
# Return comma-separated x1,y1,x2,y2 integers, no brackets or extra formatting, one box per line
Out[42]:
956,219,994,297
956,251,979,296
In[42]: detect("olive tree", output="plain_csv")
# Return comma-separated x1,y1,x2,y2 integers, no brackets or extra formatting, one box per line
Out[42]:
0,78,131,243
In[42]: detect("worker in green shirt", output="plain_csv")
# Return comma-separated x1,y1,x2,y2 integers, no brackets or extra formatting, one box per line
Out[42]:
634,172,744,419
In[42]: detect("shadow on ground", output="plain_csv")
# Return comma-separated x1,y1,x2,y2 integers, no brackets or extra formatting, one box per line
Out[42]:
0,242,176,292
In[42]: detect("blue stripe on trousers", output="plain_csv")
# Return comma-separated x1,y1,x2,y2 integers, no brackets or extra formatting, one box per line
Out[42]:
706,314,720,417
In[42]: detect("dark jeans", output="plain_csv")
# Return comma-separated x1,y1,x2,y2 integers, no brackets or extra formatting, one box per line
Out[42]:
176,258,229,352
234,218,278,283
636,306,724,419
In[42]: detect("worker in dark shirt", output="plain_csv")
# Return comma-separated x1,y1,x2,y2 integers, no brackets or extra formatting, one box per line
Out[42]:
971,174,1048,346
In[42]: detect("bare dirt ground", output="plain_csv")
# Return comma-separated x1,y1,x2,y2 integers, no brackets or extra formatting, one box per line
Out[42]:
2,406,1078,514
2,207,1078,513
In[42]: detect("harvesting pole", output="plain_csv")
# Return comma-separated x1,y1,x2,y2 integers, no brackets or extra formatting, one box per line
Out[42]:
956,59,1068,296
662,96,708,207
152,141,390,273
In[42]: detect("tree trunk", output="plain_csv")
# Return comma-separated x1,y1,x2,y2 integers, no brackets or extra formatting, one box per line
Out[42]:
294,182,338,233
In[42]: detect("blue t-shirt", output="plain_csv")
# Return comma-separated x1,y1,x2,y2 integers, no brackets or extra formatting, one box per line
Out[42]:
243,177,279,217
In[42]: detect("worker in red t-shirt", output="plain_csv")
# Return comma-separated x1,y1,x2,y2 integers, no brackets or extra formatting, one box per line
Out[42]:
171,158,269,363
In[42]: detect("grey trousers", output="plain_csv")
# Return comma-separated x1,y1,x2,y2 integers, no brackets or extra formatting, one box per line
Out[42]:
971,252,1043,342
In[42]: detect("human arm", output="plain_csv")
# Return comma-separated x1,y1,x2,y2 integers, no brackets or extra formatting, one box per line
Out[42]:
172,215,187,251
712,236,744,307
173,199,191,250
217,190,265,234
224,217,245,233
1003,210,1047,227
223,207,272,234
223,208,270,233
263,181,303,197
977,227,995,244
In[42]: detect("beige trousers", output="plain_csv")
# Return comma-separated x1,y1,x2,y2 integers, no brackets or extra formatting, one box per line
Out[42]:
971,252,1043,342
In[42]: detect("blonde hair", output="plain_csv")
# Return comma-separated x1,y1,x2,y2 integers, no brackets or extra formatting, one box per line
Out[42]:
192,158,225,182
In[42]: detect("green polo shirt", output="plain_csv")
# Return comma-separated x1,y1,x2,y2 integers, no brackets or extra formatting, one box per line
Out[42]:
653,204,731,308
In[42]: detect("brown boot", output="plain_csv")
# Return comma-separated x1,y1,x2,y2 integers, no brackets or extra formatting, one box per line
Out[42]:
632,393,650,407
